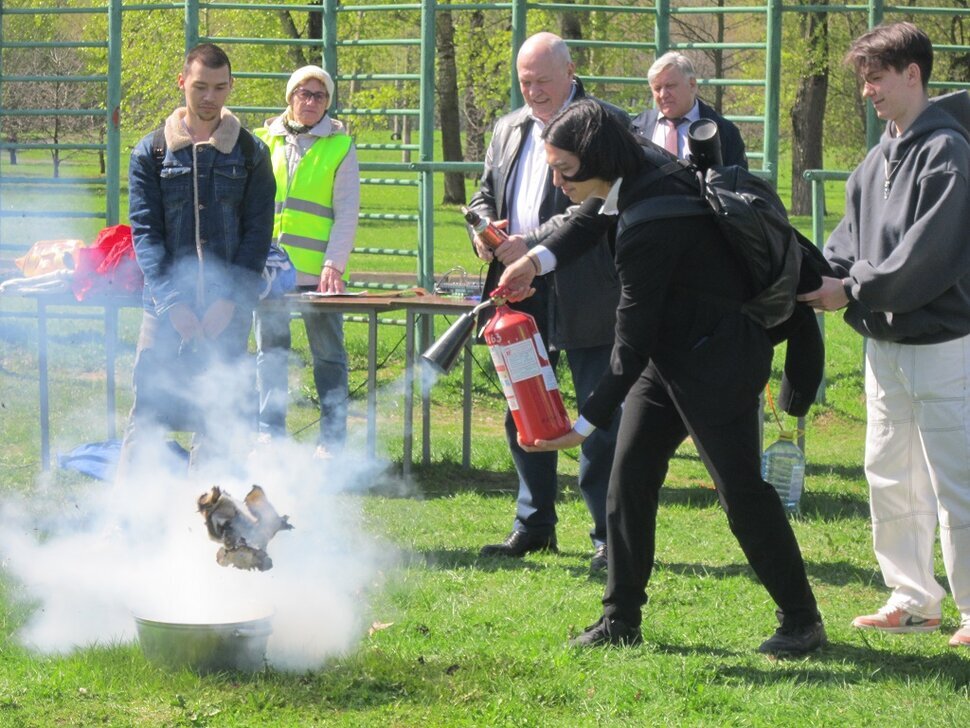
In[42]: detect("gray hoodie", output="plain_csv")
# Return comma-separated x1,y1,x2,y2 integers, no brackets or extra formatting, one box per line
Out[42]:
825,103,970,344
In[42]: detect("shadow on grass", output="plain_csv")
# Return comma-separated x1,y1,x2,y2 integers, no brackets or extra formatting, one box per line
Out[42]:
400,547,554,574
807,458,866,479
656,558,878,588
716,641,970,687
407,461,871,517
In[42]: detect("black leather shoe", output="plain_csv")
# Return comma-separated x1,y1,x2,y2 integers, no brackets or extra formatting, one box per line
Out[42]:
758,620,827,657
479,530,558,558
589,544,608,573
570,615,642,647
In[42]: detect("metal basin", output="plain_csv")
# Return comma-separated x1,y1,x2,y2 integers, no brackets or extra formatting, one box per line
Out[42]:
134,614,273,673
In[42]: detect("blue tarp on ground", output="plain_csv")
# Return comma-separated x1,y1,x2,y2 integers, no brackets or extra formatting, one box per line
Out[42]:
57,439,189,481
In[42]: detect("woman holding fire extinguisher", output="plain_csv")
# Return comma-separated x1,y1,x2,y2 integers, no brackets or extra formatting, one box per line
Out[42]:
498,98,825,657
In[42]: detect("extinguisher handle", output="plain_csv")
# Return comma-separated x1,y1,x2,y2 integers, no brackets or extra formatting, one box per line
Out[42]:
487,288,508,306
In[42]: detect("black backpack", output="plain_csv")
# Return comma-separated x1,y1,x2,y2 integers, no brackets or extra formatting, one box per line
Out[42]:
617,145,802,329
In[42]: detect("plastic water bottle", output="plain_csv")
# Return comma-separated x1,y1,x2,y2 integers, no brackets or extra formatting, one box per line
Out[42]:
761,432,805,514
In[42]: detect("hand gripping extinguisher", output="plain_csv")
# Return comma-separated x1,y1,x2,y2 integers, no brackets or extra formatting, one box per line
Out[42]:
481,302,572,446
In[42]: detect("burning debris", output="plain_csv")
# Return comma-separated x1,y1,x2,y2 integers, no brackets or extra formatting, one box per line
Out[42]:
197,485,293,571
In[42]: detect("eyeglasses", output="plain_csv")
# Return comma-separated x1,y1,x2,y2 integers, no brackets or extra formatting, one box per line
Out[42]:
294,88,328,103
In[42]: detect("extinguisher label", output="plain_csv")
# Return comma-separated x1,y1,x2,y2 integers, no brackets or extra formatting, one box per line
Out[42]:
540,365,559,392
531,334,559,391
488,347,519,409
532,333,550,360
500,339,542,383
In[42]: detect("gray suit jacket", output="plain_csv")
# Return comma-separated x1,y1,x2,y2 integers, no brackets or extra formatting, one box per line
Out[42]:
631,99,748,169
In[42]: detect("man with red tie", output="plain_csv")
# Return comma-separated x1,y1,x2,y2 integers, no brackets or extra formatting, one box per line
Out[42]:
632,51,747,168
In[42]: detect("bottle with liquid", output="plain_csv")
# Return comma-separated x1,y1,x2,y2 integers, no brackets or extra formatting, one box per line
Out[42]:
761,431,805,514
462,206,509,248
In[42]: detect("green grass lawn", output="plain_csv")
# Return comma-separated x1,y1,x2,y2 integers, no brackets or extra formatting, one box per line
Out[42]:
2,147,968,726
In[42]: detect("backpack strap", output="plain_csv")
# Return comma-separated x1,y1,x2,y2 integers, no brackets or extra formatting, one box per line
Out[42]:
149,125,256,171
617,194,709,241
236,127,256,171
151,125,166,171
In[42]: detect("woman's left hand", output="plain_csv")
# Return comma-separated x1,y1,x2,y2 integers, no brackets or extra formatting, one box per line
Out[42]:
519,429,586,452
319,264,346,294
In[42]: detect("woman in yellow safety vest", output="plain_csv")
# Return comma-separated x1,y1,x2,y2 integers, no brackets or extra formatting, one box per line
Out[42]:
253,65,360,458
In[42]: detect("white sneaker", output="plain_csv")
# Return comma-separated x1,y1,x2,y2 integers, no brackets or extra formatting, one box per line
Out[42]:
851,604,941,633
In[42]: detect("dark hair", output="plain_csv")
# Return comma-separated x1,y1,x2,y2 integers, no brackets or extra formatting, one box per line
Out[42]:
845,22,932,89
183,43,232,77
541,99,643,183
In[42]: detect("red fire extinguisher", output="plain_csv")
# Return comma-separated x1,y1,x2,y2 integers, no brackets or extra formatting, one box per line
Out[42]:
482,303,572,446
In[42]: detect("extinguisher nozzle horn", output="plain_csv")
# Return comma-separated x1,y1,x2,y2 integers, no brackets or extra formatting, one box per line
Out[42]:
420,311,478,375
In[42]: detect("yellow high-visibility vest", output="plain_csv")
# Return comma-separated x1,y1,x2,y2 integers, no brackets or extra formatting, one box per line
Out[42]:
254,128,352,276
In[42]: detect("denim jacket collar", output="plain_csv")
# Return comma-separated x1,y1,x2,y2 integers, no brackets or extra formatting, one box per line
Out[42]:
164,107,241,154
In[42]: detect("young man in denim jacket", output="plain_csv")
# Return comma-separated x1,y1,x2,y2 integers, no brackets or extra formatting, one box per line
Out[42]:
119,43,275,478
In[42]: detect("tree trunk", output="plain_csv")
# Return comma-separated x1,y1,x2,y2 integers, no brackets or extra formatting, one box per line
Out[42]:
713,2,725,111
560,2,586,67
307,2,323,66
52,116,61,178
436,7,465,204
278,11,308,68
790,7,829,215
462,10,489,181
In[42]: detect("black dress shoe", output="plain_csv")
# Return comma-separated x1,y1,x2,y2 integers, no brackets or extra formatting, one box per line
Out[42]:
758,620,827,657
479,530,558,558
589,544,608,573
569,615,642,647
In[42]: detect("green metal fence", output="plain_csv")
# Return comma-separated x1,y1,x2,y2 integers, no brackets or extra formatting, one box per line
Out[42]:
0,1,122,235
2,1,969,289
0,0,796,277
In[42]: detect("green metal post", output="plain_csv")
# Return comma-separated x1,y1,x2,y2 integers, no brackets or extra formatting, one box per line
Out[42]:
763,0,782,185
655,0,670,56
185,0,199,51
418,0,436,292
106,0,122,226
811,176,826,403
322,0,339,108
510,0,526,109
866,0,885,150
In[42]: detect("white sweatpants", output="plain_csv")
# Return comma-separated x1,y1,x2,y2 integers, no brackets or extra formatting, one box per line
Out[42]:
865,335,970,623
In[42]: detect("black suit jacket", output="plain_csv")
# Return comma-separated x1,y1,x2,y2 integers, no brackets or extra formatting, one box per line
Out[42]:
467,78,622,350
631,99,748,169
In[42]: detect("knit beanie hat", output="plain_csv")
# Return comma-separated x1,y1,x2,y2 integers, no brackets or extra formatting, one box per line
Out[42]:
285,65,334,106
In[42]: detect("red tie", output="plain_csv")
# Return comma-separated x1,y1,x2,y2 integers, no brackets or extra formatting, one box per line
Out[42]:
663,117,682,156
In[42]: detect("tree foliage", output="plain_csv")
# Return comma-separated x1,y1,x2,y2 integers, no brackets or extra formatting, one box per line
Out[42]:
3,0,970,195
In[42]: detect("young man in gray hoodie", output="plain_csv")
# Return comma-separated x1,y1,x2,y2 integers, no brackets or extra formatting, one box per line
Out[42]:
799,22,970,648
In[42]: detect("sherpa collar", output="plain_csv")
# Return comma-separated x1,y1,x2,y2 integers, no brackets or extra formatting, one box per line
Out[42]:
164,106,241,154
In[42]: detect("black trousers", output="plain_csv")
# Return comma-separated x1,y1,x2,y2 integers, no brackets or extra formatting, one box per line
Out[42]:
602,361,819,629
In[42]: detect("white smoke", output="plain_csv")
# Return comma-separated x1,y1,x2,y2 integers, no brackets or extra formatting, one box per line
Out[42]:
0,358,401,672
